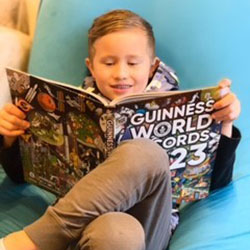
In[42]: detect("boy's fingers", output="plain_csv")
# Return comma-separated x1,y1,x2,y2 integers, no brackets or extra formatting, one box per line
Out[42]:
0,126,25,137
0,113,29,131
9,116,30,129
4,103,26,119
219,87,230,98
212,103,239,122
214,93,236,109
0,105,30,129
213,112,236,123
212,107,230,121
0,118,24,131
218,78,232,89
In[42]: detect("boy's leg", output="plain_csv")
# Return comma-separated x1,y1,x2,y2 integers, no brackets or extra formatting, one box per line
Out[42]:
127,165,172,250
23,139,172,250
73,212,145,250
73,177,172,250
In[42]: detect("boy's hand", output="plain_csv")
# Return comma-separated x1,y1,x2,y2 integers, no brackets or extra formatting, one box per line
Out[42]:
212,79,241,137
0,103,30,147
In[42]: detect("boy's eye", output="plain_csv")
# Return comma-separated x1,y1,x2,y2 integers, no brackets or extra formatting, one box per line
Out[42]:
128,62,138,66
105,62,114,66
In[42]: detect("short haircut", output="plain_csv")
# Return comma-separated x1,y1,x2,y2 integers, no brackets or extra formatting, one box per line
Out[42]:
88,9,156,60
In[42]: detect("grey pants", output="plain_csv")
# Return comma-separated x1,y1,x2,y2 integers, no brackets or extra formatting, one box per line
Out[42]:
24,138,172,250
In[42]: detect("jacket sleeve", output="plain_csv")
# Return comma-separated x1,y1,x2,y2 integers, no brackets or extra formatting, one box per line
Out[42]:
209,126,241,191
0,136,25,183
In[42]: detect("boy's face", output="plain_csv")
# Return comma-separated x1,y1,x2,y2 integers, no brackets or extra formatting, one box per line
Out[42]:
86,28,158,100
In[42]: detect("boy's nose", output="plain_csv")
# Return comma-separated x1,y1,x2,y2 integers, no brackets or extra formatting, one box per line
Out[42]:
113,63,129,80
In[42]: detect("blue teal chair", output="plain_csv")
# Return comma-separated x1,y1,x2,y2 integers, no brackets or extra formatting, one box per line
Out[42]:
1,0,250,249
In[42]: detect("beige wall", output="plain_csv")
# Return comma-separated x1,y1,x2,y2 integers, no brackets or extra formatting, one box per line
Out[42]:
17,0,41,37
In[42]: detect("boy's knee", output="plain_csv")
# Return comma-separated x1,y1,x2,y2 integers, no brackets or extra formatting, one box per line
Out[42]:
79,212,145,250
116,138,170,176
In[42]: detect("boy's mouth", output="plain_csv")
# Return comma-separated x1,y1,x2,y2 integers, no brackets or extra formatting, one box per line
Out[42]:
111,84,132,89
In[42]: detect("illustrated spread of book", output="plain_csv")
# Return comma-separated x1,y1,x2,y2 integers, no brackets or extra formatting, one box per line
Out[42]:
7,68,223,208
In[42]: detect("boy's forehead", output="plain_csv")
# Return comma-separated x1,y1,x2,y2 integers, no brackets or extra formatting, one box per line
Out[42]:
92,29,153,56
96,29,148,42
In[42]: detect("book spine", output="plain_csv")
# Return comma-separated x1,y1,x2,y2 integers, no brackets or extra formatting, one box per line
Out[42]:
105,110,115,158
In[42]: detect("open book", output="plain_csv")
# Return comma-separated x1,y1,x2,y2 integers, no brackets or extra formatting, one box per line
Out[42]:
7,68,223,207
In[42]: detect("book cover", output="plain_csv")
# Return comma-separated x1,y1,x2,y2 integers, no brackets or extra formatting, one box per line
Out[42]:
7,68,108,195
7,68,222,207
113,90,221,207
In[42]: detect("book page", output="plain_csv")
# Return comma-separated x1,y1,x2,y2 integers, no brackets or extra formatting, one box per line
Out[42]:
6,67,110,106
109,86,219,107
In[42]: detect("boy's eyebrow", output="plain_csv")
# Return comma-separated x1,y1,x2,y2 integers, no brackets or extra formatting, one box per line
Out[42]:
100,55,143,60
100,56,116,60
127,55,143,60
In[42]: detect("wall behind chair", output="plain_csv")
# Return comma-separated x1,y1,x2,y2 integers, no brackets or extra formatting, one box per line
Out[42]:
29,0,250,174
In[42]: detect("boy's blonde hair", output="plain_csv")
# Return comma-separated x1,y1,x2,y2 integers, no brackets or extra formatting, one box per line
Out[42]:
88,9,156,60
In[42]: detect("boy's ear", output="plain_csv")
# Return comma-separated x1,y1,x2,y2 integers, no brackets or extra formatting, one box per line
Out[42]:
149,57,160,78
85,58,94,76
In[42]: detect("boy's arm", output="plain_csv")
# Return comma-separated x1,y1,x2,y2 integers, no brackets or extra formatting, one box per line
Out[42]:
0,135,25,183
209,79,241,191
209,126,241,191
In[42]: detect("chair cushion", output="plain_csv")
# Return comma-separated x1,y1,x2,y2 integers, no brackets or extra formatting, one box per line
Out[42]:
0,167,55,236
170,172,250,249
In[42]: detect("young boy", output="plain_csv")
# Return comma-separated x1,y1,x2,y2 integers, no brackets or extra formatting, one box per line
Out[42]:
0,9,241,250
